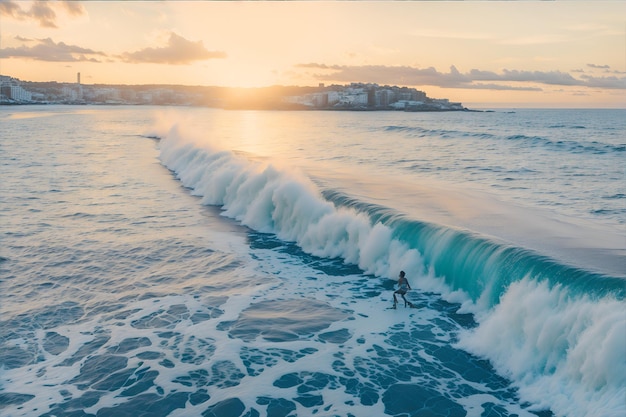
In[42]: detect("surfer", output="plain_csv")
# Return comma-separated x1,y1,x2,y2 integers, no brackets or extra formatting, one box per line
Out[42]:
393,271,413,308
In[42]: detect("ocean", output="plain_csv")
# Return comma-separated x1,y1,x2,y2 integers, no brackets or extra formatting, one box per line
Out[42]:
1,105,624,417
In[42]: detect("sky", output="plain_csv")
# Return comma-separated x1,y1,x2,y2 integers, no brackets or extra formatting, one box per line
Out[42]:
0,1,625,108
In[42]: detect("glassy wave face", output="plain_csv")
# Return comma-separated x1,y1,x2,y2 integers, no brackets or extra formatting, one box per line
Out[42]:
1,106,624,417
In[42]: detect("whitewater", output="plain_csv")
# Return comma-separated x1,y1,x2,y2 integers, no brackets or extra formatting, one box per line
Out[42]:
1,106,624,417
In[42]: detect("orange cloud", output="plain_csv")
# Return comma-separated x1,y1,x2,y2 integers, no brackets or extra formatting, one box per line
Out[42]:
0,38,105,62
119,32,226,65
0,0,86,28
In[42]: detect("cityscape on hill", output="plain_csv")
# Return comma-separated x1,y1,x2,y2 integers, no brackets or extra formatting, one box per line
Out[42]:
0,74,467,111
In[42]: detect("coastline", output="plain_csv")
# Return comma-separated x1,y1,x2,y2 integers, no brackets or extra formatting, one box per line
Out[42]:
1,75,468,111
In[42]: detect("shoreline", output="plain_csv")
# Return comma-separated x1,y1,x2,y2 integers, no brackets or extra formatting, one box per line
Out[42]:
0,101,477,112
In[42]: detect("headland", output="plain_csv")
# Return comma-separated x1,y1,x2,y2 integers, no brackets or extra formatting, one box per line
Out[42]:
1,75,467,111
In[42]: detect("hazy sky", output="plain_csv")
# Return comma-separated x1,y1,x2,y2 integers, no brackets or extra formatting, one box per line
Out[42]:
1,1,625,107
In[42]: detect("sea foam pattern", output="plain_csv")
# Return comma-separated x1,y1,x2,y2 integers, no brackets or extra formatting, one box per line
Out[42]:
1,106,624,417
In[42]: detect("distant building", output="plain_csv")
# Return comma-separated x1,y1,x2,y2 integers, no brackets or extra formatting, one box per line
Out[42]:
62,86,79,101
0,83,32,102
283,83,464,111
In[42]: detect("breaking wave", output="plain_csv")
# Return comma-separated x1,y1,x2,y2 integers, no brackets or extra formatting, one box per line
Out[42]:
154,122,626,417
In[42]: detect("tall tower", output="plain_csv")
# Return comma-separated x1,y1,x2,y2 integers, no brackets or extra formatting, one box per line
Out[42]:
76,72,83,100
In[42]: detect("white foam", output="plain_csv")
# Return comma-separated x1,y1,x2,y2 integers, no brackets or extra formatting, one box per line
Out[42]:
458,278,626,417
157,120,430,288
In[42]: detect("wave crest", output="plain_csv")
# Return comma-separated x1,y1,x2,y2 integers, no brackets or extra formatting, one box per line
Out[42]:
458,278,626,417
156,122,625,417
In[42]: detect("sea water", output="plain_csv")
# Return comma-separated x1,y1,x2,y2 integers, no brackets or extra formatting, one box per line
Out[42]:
1,105,624,417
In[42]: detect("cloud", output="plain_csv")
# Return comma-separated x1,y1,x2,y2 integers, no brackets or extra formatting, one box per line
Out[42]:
462,83,542,92
297,63,626,90
0,38,106,62
0,1,86,28
29,1,57,28
297,63,470,87
1,33,227,67
62,1,86,17
119,32,226,65
469,68,592,87
14,35,34,42
578,74,626,89
498,69,580,86
0,1,22,18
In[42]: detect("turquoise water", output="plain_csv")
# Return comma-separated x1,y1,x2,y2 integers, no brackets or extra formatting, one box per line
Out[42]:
1,106,624,417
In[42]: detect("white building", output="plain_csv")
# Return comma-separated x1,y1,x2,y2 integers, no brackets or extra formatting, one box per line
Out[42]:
337,88,368,107
1,84,33,102
62,86,79,101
